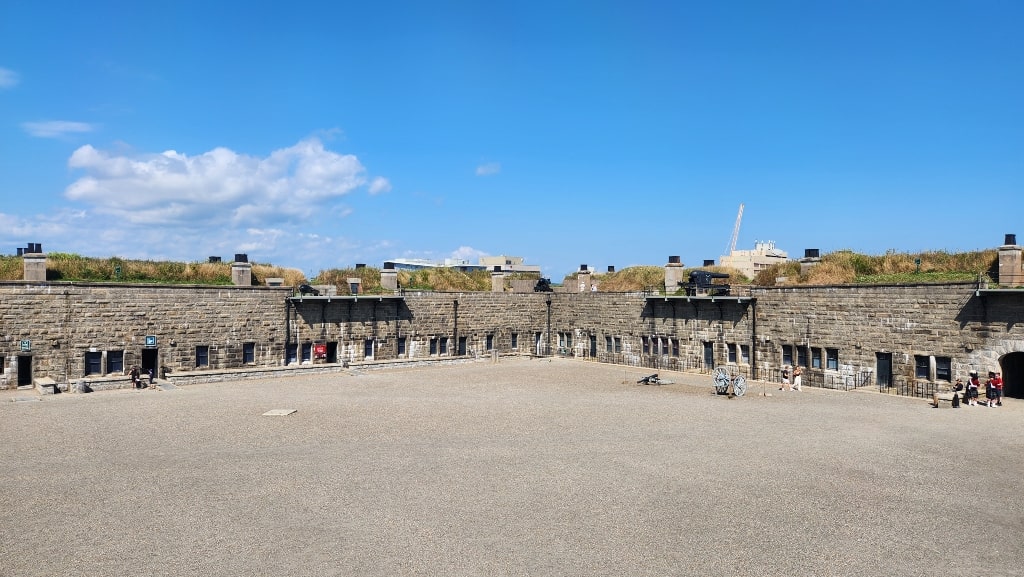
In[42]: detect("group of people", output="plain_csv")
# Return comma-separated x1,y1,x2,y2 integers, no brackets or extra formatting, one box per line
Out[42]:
779,365,803,392
957,371,1003,407
128,365,155,389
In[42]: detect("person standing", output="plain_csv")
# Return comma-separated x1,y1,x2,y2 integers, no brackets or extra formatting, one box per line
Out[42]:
992,372,1004,407
779,365,791,391
129,365,141,389
986,372,996,407
792,366,803,391
966,372,981,406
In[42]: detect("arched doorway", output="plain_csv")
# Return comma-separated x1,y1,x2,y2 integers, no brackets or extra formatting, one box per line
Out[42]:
1000,352,1024,399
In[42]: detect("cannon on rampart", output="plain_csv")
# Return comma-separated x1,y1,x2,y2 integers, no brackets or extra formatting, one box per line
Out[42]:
682,271,731,296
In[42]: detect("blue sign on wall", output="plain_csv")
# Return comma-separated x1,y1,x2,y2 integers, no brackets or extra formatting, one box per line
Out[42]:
145,335,157,347
20,339,31,352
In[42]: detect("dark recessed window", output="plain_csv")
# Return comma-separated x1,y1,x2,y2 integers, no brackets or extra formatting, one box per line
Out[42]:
196,345,210,368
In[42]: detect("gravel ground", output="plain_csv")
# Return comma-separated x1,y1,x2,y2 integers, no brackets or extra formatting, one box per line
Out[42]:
1,357,1022,577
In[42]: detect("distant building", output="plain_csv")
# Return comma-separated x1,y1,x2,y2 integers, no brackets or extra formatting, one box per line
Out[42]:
719,241,789,279
384,255,540,273
478,255,541,273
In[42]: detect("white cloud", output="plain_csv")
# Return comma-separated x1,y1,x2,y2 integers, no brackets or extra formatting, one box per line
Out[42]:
368,176,392,195
22,120,96,138
475,162,501,176
450,246,488,262
65,137,368,226
0,67,18,89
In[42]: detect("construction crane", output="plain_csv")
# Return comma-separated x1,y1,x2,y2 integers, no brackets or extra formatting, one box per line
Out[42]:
726,203,744,256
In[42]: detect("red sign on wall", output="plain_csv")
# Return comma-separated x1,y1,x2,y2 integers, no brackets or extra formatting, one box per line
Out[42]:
314,344,327,358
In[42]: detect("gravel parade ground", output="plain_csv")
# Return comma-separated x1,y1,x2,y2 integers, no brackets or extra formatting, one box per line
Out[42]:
2,357,1022,577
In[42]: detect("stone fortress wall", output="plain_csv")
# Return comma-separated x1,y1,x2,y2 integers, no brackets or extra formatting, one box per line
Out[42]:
2,275,1022,397
2,234,1021,393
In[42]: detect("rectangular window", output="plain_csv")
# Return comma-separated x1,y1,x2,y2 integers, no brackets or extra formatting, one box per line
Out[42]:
559,333,566,348
606,336,613,351
826,348,838,370
797,347,808,368
440,338,448,355
85,351,102,375
398,337,406,356
196,345,210,368
782,345,793,367
915,355,930,379
243,342,255,363
740,344,750,364
511,333,518,349
614,337,622,353
302,343,313,362
485,334,493,351
936,357,951,381
672,339,679,357
728,343,737,363
107,350,124,374
429,338,438,355
642,337,649,355
811,347,822,369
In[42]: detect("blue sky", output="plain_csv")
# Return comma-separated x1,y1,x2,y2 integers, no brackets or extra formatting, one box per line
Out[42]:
1,1,1021,280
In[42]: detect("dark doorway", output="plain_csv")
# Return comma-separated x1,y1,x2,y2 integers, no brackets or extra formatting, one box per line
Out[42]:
1001,352,1024,398
590,335,597,358
703,342,714,370
458,336,467,356
326,342,338,364
17,355,32,386
876,352,893,388
286,344,298,365
141,349,158,377
364,339,373,359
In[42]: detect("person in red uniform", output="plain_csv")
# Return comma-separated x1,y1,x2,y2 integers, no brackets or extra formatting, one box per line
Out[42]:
991,372,1004,407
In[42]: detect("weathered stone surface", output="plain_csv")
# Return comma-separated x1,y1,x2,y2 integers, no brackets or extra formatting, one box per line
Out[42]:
1,281,1022,395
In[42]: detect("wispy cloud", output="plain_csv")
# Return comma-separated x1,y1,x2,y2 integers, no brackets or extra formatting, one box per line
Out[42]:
22,120,96,138
0,67,18,89
475,162,501,176
368,176,392,195
65,137,370,226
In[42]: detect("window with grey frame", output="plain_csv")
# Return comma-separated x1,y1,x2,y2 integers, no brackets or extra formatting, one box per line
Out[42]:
826,348,838,370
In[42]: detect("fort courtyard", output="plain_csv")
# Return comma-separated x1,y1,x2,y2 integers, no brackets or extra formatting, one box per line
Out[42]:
2,357,1021,576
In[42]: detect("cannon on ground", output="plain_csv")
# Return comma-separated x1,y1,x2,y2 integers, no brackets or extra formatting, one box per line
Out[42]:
298,284,320,296
534,278,553,292
637,373,674,385
713,367,747,396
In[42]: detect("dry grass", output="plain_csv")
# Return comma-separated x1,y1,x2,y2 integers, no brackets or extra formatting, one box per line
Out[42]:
0,253,305,285
754,249,998,286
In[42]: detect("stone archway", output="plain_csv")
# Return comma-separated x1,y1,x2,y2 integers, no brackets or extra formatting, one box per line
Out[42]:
1000,352,1024,399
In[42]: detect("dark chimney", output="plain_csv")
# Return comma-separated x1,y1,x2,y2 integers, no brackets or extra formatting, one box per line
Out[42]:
355,263,365,269
668,256,681,264
208,256,221,263
383,262,395,270
1006,234,1017,246
607,266,615,273
493,265,502,272
804,249,820,259
580,264,588,271
17,248,24,256
234,253,248,263
703,259,715,267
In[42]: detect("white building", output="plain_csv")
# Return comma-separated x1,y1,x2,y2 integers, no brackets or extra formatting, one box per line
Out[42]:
719,241,789,280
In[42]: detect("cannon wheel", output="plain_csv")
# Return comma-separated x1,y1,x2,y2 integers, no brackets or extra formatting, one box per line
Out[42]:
732,375,747,397
713,367,730,394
